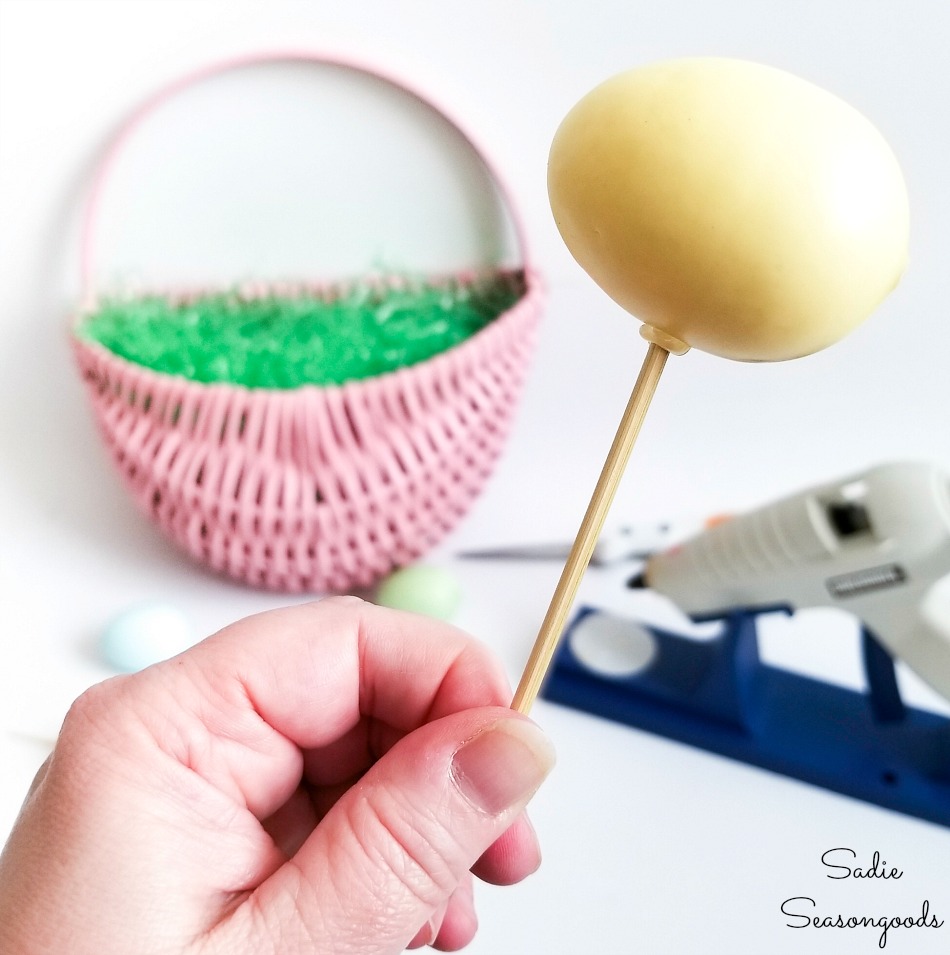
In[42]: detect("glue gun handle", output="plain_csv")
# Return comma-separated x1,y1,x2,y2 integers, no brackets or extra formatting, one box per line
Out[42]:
864,574,950,705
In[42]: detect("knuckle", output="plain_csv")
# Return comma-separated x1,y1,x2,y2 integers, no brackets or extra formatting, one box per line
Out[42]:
42,678,136,798
57,674,158,771
60,678,126,745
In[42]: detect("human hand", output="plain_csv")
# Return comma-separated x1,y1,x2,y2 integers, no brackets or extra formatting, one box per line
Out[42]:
0,597,555,954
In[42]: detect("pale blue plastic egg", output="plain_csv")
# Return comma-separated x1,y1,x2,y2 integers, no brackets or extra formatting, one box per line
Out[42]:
99,603,194,672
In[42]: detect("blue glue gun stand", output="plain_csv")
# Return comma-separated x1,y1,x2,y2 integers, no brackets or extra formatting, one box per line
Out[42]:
543,607,950,827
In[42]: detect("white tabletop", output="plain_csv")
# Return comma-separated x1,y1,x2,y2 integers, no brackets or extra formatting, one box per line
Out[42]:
2,2,950,952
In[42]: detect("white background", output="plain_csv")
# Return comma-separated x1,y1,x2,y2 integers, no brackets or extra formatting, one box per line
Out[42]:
2,1,950,953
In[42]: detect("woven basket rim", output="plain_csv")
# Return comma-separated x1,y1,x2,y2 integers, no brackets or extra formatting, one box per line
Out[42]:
70,265,545,400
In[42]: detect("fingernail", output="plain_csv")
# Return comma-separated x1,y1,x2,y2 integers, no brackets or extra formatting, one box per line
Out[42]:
452,719,555,814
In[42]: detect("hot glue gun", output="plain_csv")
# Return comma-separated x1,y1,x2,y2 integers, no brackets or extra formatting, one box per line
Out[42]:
633,461,950,703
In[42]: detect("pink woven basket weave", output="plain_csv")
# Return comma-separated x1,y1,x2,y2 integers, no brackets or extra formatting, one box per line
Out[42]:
70,52,543,593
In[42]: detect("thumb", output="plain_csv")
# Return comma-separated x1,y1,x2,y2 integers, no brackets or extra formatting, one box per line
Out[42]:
246,708,555,955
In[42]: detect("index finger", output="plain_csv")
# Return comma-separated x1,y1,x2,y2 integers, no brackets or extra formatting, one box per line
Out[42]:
192,595,513,749
134,595,510,820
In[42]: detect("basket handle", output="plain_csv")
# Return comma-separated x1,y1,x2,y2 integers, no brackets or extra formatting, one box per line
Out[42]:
78,48,533,308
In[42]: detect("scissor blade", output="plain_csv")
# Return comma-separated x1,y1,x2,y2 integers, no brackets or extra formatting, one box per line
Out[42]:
458,543,573,561
459,521,698,567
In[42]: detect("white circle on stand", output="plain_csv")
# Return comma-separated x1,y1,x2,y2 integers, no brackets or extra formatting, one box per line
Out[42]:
568,613,657,678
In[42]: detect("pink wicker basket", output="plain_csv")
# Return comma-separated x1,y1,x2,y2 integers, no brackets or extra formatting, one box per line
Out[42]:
70,52,543,593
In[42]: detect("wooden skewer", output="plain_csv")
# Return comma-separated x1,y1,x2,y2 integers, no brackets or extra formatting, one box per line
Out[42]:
511,342,670,713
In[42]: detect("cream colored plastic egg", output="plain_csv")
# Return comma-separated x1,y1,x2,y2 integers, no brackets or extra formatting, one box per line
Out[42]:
547,57,910,361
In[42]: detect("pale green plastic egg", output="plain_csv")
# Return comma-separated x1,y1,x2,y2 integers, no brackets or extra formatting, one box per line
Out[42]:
375,565,462,621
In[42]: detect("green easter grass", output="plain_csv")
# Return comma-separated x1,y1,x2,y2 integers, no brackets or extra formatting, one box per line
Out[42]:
78,273,524,389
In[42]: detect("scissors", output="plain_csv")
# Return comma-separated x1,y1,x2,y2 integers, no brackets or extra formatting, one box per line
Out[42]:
458,520,699,567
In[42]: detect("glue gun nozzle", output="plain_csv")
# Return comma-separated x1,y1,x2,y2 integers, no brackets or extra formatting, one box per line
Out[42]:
627,570,648,589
